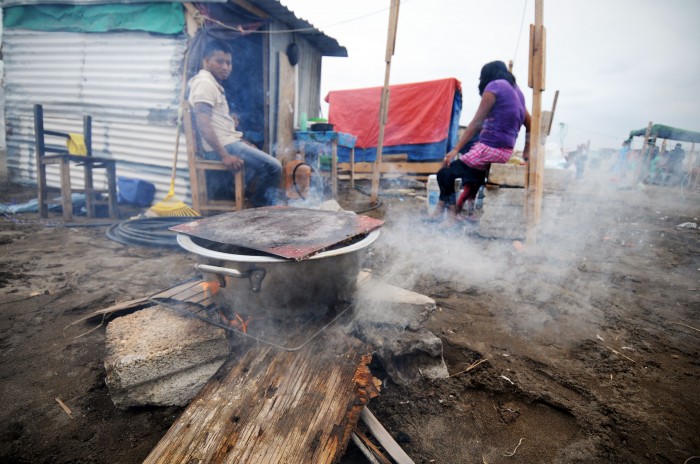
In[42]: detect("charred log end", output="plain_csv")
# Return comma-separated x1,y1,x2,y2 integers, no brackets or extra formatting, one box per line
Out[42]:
333,353,381,462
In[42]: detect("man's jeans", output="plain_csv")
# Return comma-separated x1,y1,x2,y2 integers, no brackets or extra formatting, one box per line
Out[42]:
204,141,282,207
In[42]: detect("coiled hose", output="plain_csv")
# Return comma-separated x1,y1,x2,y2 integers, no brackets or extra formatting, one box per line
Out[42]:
105,216,199,248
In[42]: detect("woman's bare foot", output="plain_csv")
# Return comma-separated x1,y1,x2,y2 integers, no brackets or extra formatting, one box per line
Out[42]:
428,200,446,219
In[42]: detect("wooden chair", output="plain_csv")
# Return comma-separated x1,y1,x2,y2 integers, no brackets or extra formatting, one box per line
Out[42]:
183,102,244,215
33,104,118,221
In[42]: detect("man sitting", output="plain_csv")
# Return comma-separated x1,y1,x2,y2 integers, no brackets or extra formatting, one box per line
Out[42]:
188,39,282,207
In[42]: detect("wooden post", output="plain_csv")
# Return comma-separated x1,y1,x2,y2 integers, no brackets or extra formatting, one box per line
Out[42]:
525,0,546,246
547,90,559,135
635,121,653,181
690,142,696,171
370,0,401,204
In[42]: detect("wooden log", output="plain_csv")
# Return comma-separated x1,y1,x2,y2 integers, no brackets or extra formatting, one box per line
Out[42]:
144,329,379,464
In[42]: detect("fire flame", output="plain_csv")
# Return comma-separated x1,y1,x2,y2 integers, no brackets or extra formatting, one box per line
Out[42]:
217,310,256,333
201,280,220,298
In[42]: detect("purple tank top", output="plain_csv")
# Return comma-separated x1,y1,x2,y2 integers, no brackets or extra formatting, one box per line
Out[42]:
478,79,526,149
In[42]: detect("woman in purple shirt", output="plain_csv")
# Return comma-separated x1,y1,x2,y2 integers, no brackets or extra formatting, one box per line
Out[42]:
433,61,531,223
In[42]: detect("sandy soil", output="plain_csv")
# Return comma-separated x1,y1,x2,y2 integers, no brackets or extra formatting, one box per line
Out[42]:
0,169,698,464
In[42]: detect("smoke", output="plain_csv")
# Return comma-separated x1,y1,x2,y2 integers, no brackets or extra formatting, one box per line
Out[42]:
350,155,684,347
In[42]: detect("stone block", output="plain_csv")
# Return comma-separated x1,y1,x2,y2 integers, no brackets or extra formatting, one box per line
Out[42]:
355,324,449,385
104,305,229,409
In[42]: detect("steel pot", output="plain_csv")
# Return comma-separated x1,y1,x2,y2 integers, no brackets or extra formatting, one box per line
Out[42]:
176,230,380,317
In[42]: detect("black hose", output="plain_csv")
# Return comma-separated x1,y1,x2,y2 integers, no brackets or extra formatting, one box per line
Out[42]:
352,185,383,214
105,216,200,248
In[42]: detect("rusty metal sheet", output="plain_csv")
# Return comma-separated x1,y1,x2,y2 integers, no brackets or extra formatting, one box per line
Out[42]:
170,206,383,260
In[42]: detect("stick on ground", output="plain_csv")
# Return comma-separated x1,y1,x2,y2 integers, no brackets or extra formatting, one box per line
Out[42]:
503,438,523,457
55,397,73,419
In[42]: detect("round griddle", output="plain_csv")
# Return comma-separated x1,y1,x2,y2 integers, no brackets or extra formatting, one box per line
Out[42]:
170,206,384,261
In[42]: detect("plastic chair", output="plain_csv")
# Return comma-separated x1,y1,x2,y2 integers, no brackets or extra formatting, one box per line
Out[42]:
33,104,118,221
183,102,245,215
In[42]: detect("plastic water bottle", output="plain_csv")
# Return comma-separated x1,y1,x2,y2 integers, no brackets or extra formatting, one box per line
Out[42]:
475,185,485,210
426,174,439,214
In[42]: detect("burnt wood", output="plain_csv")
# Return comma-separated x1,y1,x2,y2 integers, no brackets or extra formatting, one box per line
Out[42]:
143,330,378,464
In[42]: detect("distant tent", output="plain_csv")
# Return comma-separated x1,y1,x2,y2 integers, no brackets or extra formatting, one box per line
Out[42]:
629,124,700,143
325,78,462,162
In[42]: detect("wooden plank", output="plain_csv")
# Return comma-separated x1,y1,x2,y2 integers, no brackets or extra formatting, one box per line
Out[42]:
361,407,414,464
339,161,442,175
144,332,379,464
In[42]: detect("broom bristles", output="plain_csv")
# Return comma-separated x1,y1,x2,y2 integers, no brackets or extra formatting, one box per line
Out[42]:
148,191,200,217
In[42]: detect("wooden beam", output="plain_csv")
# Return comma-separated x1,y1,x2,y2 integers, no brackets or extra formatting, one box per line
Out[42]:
144,332,379,464
232,0,269,18
635,121,654,182
547,90,559,135
182,3,201,37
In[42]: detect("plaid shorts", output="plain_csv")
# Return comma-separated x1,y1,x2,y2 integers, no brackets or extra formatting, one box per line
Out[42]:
459,142,513,170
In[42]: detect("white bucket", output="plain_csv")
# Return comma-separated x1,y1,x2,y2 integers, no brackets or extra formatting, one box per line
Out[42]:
426,174,439,214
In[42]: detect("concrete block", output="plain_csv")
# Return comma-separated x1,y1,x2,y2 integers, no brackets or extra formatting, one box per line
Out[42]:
356,271,436,330
353,273,447,385
105,305,229,409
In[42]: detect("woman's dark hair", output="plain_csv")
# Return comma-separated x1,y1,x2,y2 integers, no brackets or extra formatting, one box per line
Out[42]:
478,61,516,95
203,39,233,59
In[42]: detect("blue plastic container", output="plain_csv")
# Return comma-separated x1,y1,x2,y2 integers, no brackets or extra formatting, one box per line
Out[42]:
117,177,155,207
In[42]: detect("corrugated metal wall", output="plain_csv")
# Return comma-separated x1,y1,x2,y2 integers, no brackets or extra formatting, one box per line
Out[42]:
3,29,191,200
297,36,322,120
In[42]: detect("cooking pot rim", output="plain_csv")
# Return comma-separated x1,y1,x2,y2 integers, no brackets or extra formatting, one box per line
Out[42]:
176,229,381,263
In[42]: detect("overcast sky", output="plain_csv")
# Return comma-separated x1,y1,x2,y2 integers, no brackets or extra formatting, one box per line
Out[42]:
282,0,700,152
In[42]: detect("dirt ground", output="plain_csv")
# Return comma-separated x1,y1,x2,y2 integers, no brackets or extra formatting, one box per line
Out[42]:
0,166,698,464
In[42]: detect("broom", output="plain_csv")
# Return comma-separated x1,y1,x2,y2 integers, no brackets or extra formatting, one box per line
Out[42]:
148,49,199,218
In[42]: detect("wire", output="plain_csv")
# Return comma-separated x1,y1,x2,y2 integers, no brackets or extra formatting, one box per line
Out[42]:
565,124,621,141
512,0,529,66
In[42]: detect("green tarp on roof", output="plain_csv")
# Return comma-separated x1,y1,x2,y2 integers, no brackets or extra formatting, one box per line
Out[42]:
3,4,185,35
629,124,700,144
